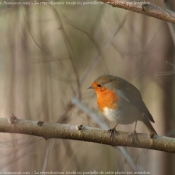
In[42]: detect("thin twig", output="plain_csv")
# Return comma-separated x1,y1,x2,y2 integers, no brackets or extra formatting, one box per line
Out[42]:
51,6,81,99
99,0,175,24
80,13,128,84
42,140,55,173
71,97,107,129
62,140,80,170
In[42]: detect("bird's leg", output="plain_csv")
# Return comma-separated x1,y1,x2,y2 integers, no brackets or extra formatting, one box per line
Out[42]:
108,123,118,139
128,121,138,141
133,120,137,136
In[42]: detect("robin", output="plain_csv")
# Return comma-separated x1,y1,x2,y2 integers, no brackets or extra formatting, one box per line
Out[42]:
89,75,157,137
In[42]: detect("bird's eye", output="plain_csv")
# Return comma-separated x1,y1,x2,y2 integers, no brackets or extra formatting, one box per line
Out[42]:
97,84,102,87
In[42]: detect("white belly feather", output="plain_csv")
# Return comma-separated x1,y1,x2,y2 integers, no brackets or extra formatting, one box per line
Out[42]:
102,102,141,124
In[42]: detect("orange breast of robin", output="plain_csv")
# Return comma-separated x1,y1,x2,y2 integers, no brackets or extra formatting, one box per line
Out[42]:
96,88,119,112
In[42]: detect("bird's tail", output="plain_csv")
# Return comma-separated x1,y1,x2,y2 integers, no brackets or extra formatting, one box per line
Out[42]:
143,118,157,135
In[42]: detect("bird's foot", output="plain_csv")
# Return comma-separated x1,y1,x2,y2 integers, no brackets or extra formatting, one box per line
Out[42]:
108,128,117,140
150,133,155,139
127,130,137,142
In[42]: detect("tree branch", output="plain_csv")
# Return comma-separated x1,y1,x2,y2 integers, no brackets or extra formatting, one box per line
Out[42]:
3,117,175,154
99,0,175,24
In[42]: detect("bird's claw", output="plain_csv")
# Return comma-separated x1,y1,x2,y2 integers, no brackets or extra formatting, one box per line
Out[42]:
108,128,117,140
127,130,137,142
150,133,155,139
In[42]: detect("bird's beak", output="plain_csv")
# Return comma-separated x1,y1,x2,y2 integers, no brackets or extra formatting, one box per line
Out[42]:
88,86,93,89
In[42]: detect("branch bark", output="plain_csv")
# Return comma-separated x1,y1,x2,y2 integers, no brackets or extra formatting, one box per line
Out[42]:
3,117,175,154
99,0,175,24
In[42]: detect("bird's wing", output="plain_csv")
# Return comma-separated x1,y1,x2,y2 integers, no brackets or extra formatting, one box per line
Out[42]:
116,82,155,123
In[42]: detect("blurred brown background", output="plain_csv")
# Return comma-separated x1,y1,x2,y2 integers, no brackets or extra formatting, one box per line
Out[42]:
0,0,175,174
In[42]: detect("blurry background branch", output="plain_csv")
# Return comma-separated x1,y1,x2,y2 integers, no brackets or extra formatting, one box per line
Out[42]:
1,117,175,154
99,0,175,23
